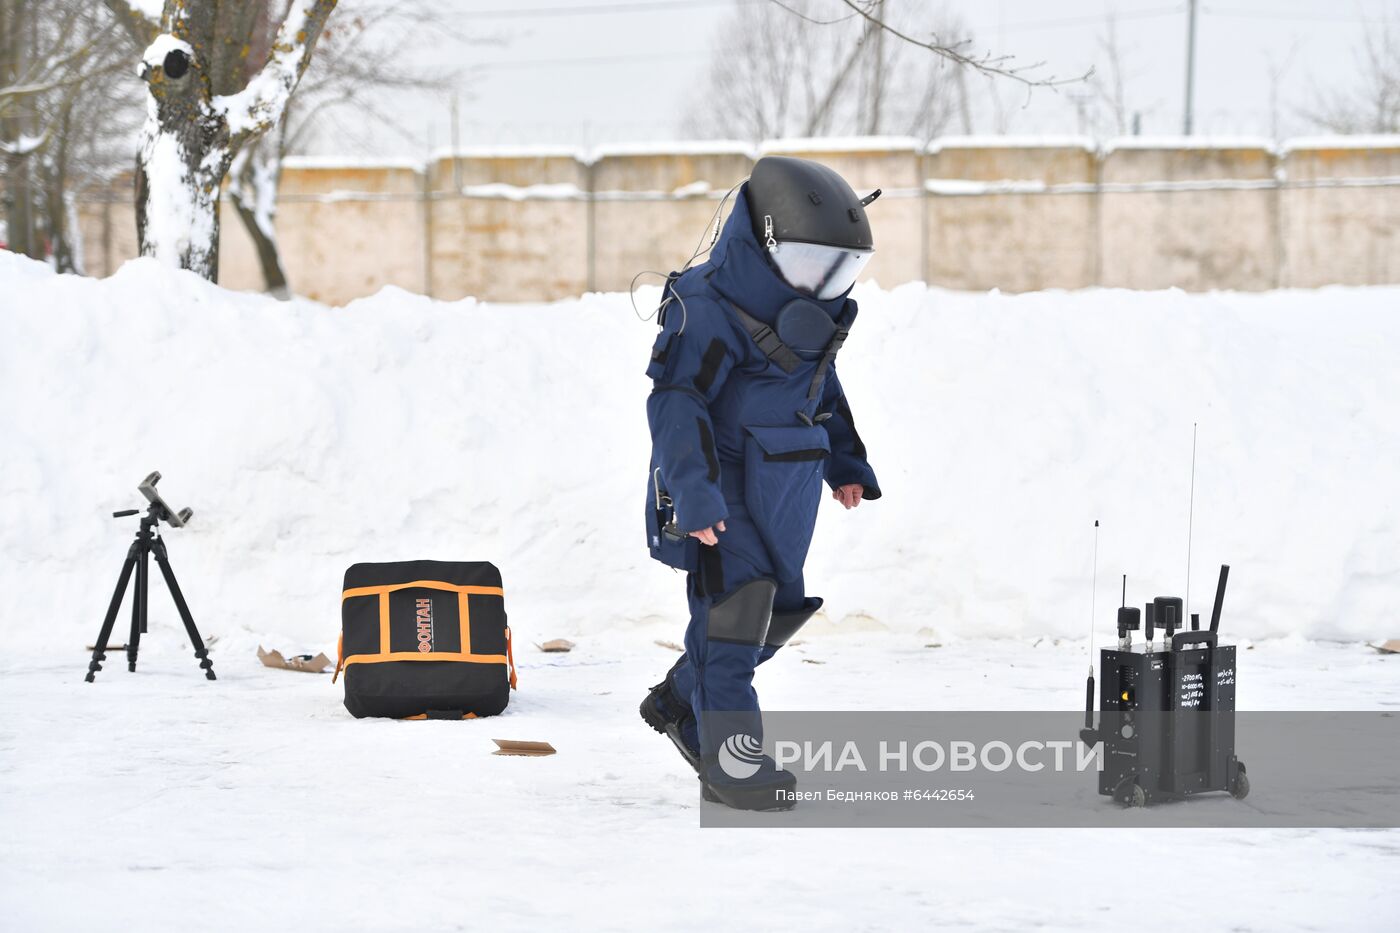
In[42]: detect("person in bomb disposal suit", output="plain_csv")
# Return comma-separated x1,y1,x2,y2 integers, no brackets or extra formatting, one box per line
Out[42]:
640,156,882,810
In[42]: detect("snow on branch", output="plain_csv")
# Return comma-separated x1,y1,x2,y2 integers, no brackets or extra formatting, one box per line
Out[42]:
0,132,50,157
214,0,339,142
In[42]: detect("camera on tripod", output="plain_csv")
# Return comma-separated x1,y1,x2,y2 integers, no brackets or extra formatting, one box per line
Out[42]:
125,471,194,527
86,472,216,683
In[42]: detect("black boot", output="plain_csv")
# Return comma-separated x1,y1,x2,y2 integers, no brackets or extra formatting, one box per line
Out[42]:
640,657,702,774
699,752,798,812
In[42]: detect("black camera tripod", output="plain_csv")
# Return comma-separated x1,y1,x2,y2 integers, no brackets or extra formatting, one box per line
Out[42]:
85,502,216,682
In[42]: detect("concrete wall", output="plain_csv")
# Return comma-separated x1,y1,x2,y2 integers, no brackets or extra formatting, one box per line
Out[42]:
925,141,1099,291
590,145,755,295
223,161,427,304
1280,142,1400,287
1099,142,1279,291
428,151,589,303
71,136,1400,304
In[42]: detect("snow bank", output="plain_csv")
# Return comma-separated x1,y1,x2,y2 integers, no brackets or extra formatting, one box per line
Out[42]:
2,251,1397,656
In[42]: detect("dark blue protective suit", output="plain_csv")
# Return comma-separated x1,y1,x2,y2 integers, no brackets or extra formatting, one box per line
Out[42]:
643,187,880,760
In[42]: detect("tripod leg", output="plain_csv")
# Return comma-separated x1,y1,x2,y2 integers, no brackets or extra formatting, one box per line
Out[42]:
87,546,139,682
153,540,216,681
127,545,148,672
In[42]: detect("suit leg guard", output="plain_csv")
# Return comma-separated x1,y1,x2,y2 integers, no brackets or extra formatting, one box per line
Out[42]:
693,579,778,759
707,578,778,646
765,597,823,648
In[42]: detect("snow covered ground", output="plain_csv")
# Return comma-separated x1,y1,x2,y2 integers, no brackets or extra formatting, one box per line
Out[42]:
2,252,1398,929
3,635,1397,931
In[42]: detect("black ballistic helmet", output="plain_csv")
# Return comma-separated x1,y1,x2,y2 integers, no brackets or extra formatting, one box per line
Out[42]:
746,155,876,251
745,156,879,299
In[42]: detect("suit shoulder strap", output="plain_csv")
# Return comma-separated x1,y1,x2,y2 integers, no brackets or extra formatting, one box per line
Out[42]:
721,299,802,374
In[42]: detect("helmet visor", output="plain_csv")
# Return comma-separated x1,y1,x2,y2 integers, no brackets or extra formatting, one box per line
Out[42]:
769,241,873,300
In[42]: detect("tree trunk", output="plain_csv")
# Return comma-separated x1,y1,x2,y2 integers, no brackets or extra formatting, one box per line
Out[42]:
3,153,42,258
228,140,290,298
111,0,338,283
133,35,231,278
43,97,83,273
1,0,43,259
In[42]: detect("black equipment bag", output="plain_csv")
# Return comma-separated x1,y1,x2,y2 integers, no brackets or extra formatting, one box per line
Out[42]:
334,560,516,719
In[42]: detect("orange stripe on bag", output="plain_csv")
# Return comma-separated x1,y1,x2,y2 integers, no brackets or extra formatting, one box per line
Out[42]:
458,590,472,655
506,626,517,690
332,633,345,684
341,581,505,600
337,579,511,683
341,651,510,667
378,592,391,653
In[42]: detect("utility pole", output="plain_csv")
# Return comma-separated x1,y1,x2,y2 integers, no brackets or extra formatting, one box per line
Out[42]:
1183,0,1199,135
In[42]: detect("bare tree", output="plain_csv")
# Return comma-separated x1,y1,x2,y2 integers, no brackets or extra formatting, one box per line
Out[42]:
1304,17,1399,134
3,2,136,266
684,0,970,142
682,2,833,140
776,0,1091,89
95,2,447,295
226,3,452,297
1265,42,1301,142
1069,11,1157,139
869,5,973,138
100,0,338,280
1088,13,1131,137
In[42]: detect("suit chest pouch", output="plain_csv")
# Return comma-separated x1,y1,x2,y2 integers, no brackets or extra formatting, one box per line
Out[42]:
775,299,837,361
645,465,697,571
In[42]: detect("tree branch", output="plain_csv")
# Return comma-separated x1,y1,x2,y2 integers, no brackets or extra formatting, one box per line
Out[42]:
798,0,1093,89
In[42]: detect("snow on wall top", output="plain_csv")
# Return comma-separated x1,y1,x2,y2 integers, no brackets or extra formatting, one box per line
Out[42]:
1101,136,1279,153
282,155,424,172
430,144,584,163
458,182,586,201
587,140,757,163
270,136,1398,194
1282,135,1400,153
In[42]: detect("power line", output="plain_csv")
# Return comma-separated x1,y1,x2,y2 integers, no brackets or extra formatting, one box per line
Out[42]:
455,0,1188,31
1202,6,1393,24
470,50,708,71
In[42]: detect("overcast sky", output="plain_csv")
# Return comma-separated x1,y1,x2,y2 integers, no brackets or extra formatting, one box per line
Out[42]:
307,0,1396,156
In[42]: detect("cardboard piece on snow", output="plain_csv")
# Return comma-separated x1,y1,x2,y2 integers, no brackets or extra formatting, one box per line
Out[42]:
536,638,575,653
492,739,557,757
1373,640,1400,654
257,646,333,673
